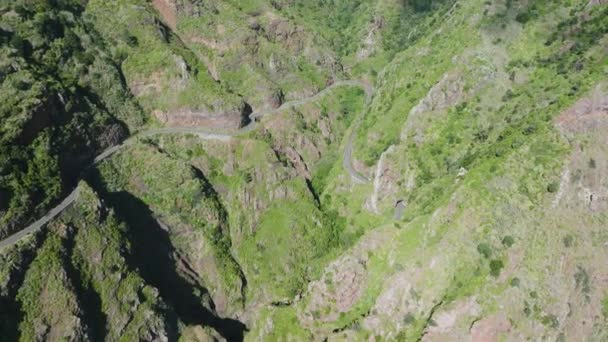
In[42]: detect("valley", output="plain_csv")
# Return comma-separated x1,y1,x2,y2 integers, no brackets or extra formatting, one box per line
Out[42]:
1,0,607,341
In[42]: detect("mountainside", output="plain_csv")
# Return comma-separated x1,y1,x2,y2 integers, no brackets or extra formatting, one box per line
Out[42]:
1,0,607,341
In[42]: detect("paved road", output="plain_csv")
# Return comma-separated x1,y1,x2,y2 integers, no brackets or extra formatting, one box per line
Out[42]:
0,80,374,250
0,190,80,250
342,81,373,184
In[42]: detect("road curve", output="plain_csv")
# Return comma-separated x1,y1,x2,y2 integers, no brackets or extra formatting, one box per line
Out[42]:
0,80,373,250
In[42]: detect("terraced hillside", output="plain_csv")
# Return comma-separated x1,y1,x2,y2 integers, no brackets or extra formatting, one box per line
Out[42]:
1,0,607,341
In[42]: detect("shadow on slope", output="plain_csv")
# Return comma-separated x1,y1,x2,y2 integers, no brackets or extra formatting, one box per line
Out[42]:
61,227,108,341
87,167,247,341
0,231,47,341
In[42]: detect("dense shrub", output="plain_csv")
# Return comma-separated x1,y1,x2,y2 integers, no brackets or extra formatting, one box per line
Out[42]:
477,243,492,259
489,259,504,277
0,0,146,237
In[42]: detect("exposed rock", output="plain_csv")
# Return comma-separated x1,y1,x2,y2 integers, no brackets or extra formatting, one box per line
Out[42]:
153,102,251,130
470,314,512,342
356,16,384,61
97,123,128,150
173,0,205,17
300,228,397,328
367,145,398,214
362,272,417,333
264,18,305,51
173,55,189,87
152,0,178,31
282,147,311,180
152,0,204,30
401,73,465,145
587,0,608,8
555,84,608,136
267,89,284,109
302,255,366,324
554,84,608,211
422,297,481,341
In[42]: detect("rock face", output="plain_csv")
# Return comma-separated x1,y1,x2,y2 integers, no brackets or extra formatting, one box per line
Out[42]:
152,0,178,30
153,103,252,130
357,16,384,61
366,145,401,214
300,228,397,331
400,73,465,145
303,255,367,323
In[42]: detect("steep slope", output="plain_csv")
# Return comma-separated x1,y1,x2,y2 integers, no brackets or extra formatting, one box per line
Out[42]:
245,0,608,340
0,182,249,341
0,184,180,341
148,0,343,110
0,0,607,341
85,0,251,130
0,1,146,238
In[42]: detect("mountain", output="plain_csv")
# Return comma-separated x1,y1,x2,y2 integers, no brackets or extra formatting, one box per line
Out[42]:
1,0,607,340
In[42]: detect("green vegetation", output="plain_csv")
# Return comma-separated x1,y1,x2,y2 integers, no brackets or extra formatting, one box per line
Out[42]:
489,259,504,277
1,0,607,340
477,243,493,259
85,0,244,114
93,143,245,307
0,0,146,237
65,184,176,341
16,232,84,341
502,235,515,247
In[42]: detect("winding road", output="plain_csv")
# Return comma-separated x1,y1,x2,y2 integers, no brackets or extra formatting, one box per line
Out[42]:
0,80,373,250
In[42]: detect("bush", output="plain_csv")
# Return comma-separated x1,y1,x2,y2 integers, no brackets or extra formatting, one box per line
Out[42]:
477,243,492,259
563,234,574,248
547,182,559,193
489,259,504,277
510,277,520,287
541,314,559,328
502,235,515,247
589,158,596,169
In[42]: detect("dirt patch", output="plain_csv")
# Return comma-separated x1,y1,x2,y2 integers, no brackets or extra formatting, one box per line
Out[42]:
129,71,164,97
152,0,177,31
153,108,248,130
555,84,608,135
188,35,230,53
470,313,512,342
554,84,608,212
422,297,481,341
